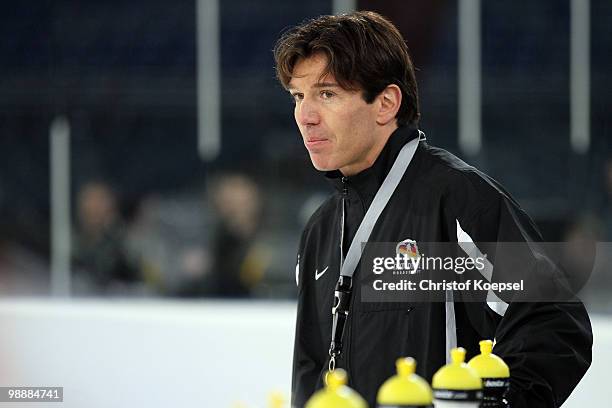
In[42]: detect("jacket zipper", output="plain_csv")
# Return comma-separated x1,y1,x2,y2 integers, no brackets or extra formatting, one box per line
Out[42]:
339,176,353,381
340,176,348,264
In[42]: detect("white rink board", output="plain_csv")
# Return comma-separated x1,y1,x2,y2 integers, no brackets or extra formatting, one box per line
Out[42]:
0,299,295,408
0,299,609,407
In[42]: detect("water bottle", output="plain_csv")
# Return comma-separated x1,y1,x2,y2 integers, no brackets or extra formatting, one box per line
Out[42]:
305,369,367,408
377,357,434,407
432,347,483,407
467,340,510,407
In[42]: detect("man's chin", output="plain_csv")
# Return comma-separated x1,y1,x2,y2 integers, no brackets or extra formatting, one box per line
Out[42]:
309,157,338,172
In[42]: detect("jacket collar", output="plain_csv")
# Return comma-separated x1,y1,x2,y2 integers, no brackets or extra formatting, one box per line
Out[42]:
325,125,421,198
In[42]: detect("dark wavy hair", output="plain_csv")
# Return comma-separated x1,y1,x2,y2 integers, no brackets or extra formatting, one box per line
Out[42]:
274,11,420,127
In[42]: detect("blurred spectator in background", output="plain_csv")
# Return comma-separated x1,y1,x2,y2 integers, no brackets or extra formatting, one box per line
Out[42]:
206,174,267,298
562,215,602,295
561,157,612,312
72,181,139,294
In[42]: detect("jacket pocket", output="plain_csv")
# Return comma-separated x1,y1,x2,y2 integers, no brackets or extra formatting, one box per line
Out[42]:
349,306,415,400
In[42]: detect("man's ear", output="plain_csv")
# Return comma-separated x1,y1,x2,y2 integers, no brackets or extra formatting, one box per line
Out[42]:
376,84,402,126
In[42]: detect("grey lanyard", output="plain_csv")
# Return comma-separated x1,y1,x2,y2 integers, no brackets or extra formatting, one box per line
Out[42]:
328,132,423,371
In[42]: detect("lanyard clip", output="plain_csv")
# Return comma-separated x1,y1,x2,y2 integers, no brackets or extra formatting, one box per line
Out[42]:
331,275,352,315
329,276,352,359
328,355,336,372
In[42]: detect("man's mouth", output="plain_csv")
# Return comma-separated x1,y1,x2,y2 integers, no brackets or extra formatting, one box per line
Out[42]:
305,138,329,150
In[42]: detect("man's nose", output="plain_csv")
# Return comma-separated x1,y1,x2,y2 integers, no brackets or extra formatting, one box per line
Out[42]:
296,99,320,126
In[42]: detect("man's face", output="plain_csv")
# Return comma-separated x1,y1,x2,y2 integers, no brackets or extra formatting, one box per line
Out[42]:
288,53,382,175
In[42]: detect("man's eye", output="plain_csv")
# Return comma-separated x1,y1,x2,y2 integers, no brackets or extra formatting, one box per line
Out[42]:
320,91,335,99
291,93,304,102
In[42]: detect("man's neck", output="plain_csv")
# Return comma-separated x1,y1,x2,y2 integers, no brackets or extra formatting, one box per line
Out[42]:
339,124,398,177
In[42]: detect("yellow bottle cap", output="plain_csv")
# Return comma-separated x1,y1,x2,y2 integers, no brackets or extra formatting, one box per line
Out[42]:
377,357,433,406
268,391,285,408
305,369,367,408
467,340,510,379
432,348,482,391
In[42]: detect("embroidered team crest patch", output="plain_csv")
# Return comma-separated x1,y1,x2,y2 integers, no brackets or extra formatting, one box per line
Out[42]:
396,238,420,258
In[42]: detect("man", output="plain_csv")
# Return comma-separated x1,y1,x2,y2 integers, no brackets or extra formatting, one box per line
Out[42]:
274,11,592,407
73,181,139,293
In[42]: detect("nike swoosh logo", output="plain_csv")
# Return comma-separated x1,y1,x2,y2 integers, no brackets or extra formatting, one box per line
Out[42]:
315,266,329,280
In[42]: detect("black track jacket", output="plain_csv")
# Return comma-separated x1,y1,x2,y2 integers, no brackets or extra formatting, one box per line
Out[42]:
292,126,592,407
